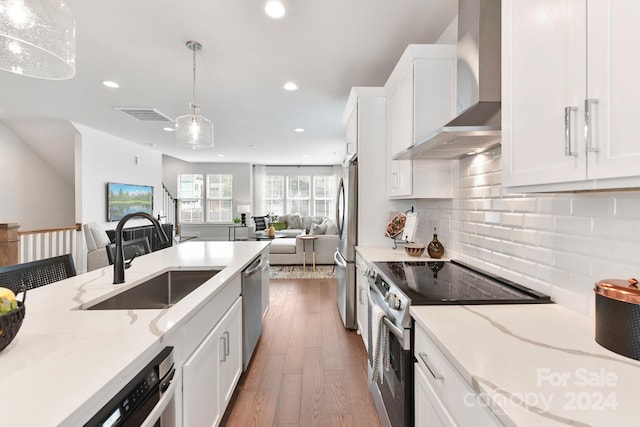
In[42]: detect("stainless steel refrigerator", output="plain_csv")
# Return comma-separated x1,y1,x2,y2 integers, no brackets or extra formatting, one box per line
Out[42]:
334,157,357,329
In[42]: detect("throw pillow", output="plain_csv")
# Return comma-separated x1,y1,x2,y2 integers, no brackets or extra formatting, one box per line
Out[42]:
310,223,327,235
287,214,303,229
323,217,339,235
90,224,112,248
271,221,287,231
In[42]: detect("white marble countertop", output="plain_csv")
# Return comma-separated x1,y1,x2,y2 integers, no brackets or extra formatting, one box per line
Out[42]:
410,304,640,427
0,241,269,427
355,245,450,262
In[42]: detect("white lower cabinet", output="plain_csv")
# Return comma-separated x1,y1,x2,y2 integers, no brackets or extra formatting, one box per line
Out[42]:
414,321,502,427
415,361,456,427
183,297,243,427
355,253,369,353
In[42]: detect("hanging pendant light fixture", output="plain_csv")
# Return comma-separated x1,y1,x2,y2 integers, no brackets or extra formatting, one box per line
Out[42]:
175,40,213,150
0,0,76,79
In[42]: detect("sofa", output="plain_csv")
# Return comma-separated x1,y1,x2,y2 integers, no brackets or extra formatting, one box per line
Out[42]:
256,214,339,265
83,222,112,271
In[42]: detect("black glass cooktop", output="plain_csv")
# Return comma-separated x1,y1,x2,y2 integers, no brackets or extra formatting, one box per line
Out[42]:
372,260,552,305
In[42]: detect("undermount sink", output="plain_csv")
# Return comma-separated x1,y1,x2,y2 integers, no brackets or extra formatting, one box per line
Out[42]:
86,269,221,310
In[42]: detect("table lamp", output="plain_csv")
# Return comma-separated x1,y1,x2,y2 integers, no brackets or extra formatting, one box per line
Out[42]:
237,205,250,226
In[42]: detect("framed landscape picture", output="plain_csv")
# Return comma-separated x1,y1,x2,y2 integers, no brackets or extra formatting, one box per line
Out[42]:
107,182,153,222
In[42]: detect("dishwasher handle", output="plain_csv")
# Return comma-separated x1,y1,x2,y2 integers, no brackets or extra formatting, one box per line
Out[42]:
244,257,263,276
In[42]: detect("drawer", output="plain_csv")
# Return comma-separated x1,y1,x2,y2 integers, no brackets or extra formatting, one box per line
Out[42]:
414,323,502,426
183,274,241,358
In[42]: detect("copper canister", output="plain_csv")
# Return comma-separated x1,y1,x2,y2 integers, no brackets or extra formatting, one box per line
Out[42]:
594,278,640,361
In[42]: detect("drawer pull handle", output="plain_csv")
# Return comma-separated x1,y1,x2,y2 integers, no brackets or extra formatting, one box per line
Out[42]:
564,106,578,157
419,352,443,380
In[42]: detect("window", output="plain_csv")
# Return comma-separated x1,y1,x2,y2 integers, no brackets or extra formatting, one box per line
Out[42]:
207,174,233,222
177,174,204,223
178,173,233,223
287,175,310,216
313,175,333,217
261,168,335,218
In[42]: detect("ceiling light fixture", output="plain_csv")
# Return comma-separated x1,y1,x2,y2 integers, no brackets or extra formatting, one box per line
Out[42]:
0,0,76,79
283,81,298,91
264,0,287,19
102,80,119,88
175,41,213,150
294,128,305,133
163,127,174,132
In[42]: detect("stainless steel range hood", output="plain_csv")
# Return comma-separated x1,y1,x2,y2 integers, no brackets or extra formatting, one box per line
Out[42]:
395,0,501,160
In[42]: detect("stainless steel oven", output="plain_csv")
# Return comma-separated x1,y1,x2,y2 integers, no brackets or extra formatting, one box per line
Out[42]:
367,272,412,427
367,260,552,427
84,347,177,427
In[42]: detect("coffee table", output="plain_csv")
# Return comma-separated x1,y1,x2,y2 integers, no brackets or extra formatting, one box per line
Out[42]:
254,231,286,241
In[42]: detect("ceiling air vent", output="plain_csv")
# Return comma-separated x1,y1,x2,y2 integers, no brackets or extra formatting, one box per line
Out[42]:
114,107,173,122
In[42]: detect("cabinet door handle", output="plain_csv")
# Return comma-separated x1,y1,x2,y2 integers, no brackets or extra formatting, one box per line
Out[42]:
224,331,230,357
585,98,600,153
419,352,444,380
564,106,578,157
220,336,227,362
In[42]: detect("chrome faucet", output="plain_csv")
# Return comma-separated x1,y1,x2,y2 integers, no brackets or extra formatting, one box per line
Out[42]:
113,212,169,284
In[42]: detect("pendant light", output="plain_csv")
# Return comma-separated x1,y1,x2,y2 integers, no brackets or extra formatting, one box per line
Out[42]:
0,0,76,79
175,40,213,150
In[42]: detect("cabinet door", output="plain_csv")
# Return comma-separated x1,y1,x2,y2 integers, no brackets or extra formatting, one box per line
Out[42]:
183,320,222,427
587,1,640,179
502,0,587,186
218,298,243,412
355,259,369,352
183,297,242,427
414,363,456,427
345,103,358,158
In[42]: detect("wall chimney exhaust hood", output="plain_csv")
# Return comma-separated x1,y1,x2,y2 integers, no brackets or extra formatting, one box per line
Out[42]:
395,0,501,160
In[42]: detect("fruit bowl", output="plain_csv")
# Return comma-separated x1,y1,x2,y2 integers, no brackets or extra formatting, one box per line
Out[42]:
0,301,25,352
405,243,425,257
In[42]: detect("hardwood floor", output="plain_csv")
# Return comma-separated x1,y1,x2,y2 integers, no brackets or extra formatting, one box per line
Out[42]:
221,277,381,427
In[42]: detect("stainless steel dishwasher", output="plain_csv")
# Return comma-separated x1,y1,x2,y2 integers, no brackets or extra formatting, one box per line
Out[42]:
242,254,264,370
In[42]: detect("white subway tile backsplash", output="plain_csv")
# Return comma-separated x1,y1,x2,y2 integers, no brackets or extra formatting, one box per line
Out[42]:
572,195,615,217
554,215,591,236
414,147,640,316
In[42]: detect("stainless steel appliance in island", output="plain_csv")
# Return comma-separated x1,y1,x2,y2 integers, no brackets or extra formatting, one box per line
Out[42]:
366,260,553,427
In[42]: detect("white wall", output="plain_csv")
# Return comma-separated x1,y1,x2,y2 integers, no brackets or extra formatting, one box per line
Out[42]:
162,155,252,240
414,146,640,316
75,123,163,230
0,122,75,229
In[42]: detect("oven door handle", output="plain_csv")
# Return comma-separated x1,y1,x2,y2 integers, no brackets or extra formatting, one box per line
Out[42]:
139,367,178,427
367,290,407,343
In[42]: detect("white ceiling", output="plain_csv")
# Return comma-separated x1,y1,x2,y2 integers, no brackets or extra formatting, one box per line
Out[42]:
0,0,456,165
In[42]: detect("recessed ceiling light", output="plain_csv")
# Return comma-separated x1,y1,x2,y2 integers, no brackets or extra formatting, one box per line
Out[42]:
283,81,298,91
294,128,305,133
264,0,286,19
302,154,309,158
163,127,174,132
102,80,119,89
218,154,225,158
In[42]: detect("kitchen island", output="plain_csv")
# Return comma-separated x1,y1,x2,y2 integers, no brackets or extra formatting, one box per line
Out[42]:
411,304,640,427
0,241,269,426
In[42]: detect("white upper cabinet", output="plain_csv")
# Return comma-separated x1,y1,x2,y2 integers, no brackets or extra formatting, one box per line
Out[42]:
385,45,456,199
503,0,640,191
345,102,358,159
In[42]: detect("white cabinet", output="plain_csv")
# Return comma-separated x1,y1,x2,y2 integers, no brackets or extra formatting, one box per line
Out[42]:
183,297,242,427
182,274,243,427
414,321,502,427
384,44,456,199
415,361,456,427
355,253,369,352
345,102,358,159
502,0,640,191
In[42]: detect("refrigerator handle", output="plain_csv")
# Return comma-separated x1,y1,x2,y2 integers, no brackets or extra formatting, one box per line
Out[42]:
334,249,347,267
336,178,345,239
